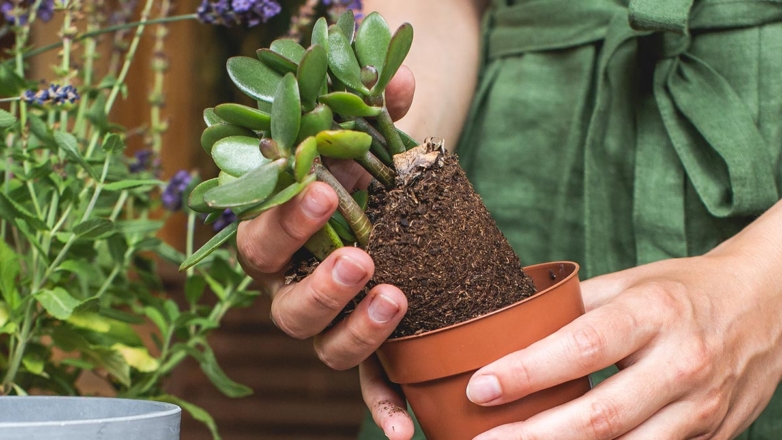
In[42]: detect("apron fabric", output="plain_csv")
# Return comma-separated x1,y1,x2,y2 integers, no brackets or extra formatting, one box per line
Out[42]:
359,0,782,438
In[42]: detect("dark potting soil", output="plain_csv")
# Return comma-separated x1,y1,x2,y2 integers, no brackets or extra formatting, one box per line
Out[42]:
287,142,537,339
365,143,537,338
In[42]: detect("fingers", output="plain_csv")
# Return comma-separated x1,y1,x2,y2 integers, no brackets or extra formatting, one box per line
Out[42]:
467,291,661,406
314,283,407,369
270,246,374,341
385,65,415,121
237,182,338,278
473,360,680,440
360,354,416,440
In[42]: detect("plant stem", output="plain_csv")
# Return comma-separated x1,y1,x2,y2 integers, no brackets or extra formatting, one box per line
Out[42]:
353,117,393,165
16,14,198,63
355,152,395,188
315,163,372,247
375,107,406,156
1,300,34,392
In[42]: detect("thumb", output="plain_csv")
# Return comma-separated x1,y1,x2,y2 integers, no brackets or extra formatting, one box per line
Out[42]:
385,65,415,122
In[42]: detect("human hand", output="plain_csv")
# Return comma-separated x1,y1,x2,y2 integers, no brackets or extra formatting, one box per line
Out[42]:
466,248,782,439
235,67,416,372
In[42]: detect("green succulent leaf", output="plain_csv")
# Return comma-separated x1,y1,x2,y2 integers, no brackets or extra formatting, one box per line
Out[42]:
256,49,298,75
373,23,414,96
180,222,238,271
204,160,283,209
304,223,343,261
295,137,319,182
353,189,369,210
211,135,268,177
0,109,16,129
238,176,314,221
329,211,356,243
217,171,239,186
188,178,220,213
328,31,369,95
355,12,392,74
271,73,302,152
297,45,328,112
270,39,306,63
203,108,225,127
319,92,381,118
226,56,282,103
316,130,372,159
336,9,356,42
200,124,257,155
311,17,329,53
297,104,334,144
398,127,420,150
214,103,271,131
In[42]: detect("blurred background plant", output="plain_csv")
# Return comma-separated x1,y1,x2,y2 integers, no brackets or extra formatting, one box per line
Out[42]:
0,0,362,438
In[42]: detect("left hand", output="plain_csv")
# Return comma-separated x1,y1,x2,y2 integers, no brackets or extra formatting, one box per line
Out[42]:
468,247,782,439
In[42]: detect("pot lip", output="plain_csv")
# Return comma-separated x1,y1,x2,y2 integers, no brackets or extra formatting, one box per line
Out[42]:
383,261,580,344
0,396,181,428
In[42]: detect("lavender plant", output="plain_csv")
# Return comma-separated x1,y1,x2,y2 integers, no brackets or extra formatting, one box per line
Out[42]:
183,9,417,270
0,0,358,438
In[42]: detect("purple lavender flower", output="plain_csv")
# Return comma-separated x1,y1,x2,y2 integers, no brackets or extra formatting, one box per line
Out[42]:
197,0,282,28
162,170,193,211
21,84,80,106
1,0,56,25
212,209,237,232
129,149,154,173
324,0,363,20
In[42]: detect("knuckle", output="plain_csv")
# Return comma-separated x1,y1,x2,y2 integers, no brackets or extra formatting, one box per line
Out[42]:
270,303,311,340
305,282,344,315
237,237,283,274
344,319,382,355
280,213,313,242
675,340,712,383
507,356,534,394
644,280,688,315
313,343,346,370
585,399,622,440
570,324,606,370
695,392,726,428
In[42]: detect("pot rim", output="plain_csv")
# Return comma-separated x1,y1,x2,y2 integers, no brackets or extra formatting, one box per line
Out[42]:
384,261,580,343
0,396,181,428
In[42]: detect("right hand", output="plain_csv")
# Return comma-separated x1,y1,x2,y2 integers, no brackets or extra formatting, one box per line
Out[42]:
235,66,416,370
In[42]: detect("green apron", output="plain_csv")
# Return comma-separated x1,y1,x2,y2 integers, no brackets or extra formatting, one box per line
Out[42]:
359,0,782,437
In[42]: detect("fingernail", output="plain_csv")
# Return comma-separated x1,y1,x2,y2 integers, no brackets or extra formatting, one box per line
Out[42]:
302,185,332,219
467,375,501,404
333,256,367,286
369,294,399,323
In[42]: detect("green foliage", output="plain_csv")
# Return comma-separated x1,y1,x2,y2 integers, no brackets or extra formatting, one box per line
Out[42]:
187,10,419,269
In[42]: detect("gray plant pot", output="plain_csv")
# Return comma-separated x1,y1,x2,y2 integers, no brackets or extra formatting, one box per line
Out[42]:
0,396,181,439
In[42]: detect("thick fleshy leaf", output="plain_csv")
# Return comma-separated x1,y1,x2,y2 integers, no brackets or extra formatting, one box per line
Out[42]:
200,124,256,155
226,56,282,103
336,9,356,42
297,105,334,144
311,17,329,52
256,49,298,75
353,189,369,210
298,45,328,112
355,12,392,73
315,130,372,159
372,23,414,96
271,73,301,152
304,223,343,261
180,222,238,271
328,31,369,95
238,176,314,220
320,92,381,118
203,108,224,127
398,127,420,150
270,39,306,63
329,212,356,243
211,136,268,177
214,103,271,131
188,179,220,213
218,171,239,186
204,160,282,209
295,137,319,182
37,287,82,320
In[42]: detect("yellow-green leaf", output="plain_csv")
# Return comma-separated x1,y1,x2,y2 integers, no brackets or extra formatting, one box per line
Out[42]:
112,343,160,373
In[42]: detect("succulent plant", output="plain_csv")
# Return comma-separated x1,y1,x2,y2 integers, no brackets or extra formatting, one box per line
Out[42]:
181,10,417,270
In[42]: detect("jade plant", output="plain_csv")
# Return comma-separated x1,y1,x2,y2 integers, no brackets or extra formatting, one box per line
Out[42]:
182,9,418,270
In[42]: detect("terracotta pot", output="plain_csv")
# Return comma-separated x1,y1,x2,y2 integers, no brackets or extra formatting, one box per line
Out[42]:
376,261,590,440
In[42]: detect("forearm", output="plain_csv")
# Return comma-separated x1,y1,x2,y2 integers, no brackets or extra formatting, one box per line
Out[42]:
362,0,489,149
